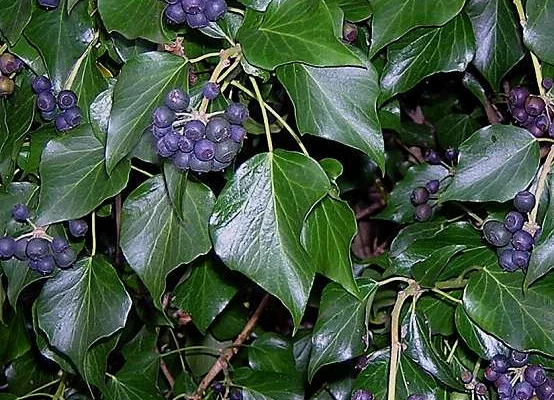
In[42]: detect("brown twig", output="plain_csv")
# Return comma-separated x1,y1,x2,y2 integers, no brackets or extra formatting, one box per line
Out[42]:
192,294,270,399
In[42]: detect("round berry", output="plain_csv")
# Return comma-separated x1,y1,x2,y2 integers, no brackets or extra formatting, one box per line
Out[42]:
26,238,50,260
36,91,56,112
509,350,529,367
424,149,441,165
514,191,536,213
351,389,373,400
68,219,88,237
194,139,215,161
204,0,227,21
535,114,549,132
165,88,190,111
498,249,518,272
512,107,530,124
0,53,23,75
225,103,249,125
32,76,52,94
12,203,30,222
514,381,534,400
62,106,82,128
474,383,487,396
205,116,231,142
425,179,440,194
153,106,176,128
543,77,554,90
203,82,220,100
444,147,458,163
512,230,534,251
157,138,177,158
504,211,525,233
525,365,547,387
53,247,77,269
41,110,57,122
57,90,78,110
55,114,72,132
35,255,56,275
461,370,473,384
152,125,172,139
343,22,358,43
178,136,194,153
0,76,15,97
526,122,545,138
211,159,232,171
496,380,513,398
509,87,530,108
490,354,509,373
513,250,530,269
214,139,240,163
186,12,209,28
173,151,191,170
181,0,205,14
50,236,70,253
525,96,546,116
37,0,59,9
211,381,224,394
483,220,512,247
484,366,500,381
184,119,206,140
189,154,213,173
536,378,554,400
230,124,246,142
410,187,430,206
0,236,16,260
164,3,187,24
414,203,432,222
14,239,28,261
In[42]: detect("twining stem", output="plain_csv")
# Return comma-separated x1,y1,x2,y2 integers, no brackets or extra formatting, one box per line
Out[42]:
529,146,554,224
377,276,414,287
169,329,187,373
513,0,545,96
229,80,309,156
192,294,270,399
249,76,273,152
217,55,242,84
434,278,469,290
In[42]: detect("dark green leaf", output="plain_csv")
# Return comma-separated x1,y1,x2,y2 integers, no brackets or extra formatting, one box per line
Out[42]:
82,334,120,390
105,374,163,400
237,0,362,70
441,125,540,202
465,0,525,88
249,333,296,375
277,62,384,170
36,256,132,371
9,35,47,76
412,245,466,287
4,351,55,396
308,279,378,379
326,0,371,22
416,293,458,336
121,175,213,310
173,258,239,334
238,0,272,11
98,0,167,43
89,79,116,142
301,196,359,297
36,124,131,225
20,126,57,175
105,52,187,172
380,14,475,100
524,0,554,64
0,182,37,237
455,306,508,359
0,313,31,365
369,0,465,56
1,258,49,307
0,0,32,45
435,114,480,149
463,267,554,357
210,150,331,327
233,367,304,400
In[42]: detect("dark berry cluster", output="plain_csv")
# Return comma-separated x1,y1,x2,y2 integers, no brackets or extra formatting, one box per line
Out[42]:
425,147,459,166
483,190,538,272
507,80,554,137
484,351,553,400
32,75,82,132
37,0,59,9
350,389,373,400
410,179,440,222
151,87,248,173
0,204,84,275
0,52,25,98
211,381,242,399
163,0,228,29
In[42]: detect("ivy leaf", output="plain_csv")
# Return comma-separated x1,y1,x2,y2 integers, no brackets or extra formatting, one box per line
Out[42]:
276,62,384,171
380,14,475,100
416,294,458,336
98,0,167,44
463,268,554,357
0,0,32,45
441,125,540,202
238,0,272,11
308,279,378,380
249,333,297,375
36,256,132,372
233,367,304,400
369,0,465,56
412,245,466,287
1,258,49,307
36,124,130,225
237,0,362,70
301,196,359,298
0,313,31,365
105,52,187,172
82,334,121,390
377,164,449,223
465,0,525,89
210,150,331,327
173,258,239,334
24,0,94,91
0,182,38,236
121,175,213,311
9,35,48,76
455,306,508,359
325,0,371,22
435,114,480,150
524,0,554,64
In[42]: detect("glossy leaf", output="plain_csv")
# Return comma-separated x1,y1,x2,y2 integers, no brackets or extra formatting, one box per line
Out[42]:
36,256,132,371
249,333,296,375
416,294,458,336
0,313,31,365
464,267,554,356
455,306,508,359
82,334,121,390
121,175,213,310
326,0,371,22
369,0,465,56
105,52,187,172
301,196,359,297
36,124,131,225
1,258,50,307
237,0,361,70
435,114,480,150
380,14,475,100
0,0,32,45
524,0,554,64
277,62,384,170
233,367,304,400
441,125,540,202
466,0,525,88
308,279,378,379
0,182,37,236
173,258,239,334
210,150,330,327
412,245,466,287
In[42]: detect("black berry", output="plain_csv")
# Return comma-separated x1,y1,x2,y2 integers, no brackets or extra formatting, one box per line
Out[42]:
483,220,512,247
504,211,525,233
444,147,458,163
512,250,530,269
36,91,56,112
68,219,88,237
61,106,82,128
205,116,231,142
14,239,29,261
498,249,518,272
184,119,206,141
165,88,190,112
229,389,242,400
514,381,534,400
41,110,57,122
525,96,546,116
225,103,249,125
230,124,246,142
35,255,56,275
51,236,70,253
203,82,220,100
181,0,204,14
512,230,534,251
512,107,530,124
514,191,536,213
204,0,228,21
214,139,240,163
53,247,77,269
194,139,216,162
211,159,232,171
410,187,430,206
178,136,194,153
12,203,30,222
509,350,529,367
26,238,50,260
0,236,16,260
186,12,209,28
55,114,72,132
536,378,554,400
484,367,500,381
152,125,172,139
189,154,212,173
32,76,52,94
414,204,432,222
490,354,509,373
525,365,547,387
509,87,530,108
57,90,78,109
153,106,176,128
211,381,224,394
173,151,191,170
424,149,441,165
0,53,23,75
164,3,187,24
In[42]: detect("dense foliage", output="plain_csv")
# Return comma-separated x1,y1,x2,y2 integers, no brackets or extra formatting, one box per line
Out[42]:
1,0,554,399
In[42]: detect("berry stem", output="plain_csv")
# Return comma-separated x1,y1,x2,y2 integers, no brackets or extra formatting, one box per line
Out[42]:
454,203,484,226
130,165,154,178
512,0,545,96
377,276,414,287
216,54,242,84
91,212,97,257
434,278,469,290
430,288,463,305
249,76,273,152
227,6,245,16
529,145,554,224
169,328,187,374
188,51,222,64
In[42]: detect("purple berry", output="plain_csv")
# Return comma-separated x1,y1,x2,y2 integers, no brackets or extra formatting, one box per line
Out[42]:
514,381,534,400
509,87,530,108
205,116,230,142
165,88,190,111
55,114,72,132
189,154,213,173
203,82,220,100
0,236,16,260
178,136,194,153
543,77,553,90
68,219,88,237
498,249,518,272
483,220,512,247
0,53,23,75
194,139,215,161
425,179,440,194
14,239,28,261
424,149,441,165
225,103,249,125
37,0,59,9
351,389,374,400
512,250,530,269
512,230,534,251
536,378,554,400
164,3,187,24
12,203,30,222
152,125,172,139
214,139,240,163
342,22,358,43
41,110,57,121
153,106,176,128
512,107,530,124
32,76,52,94
444,147,458,163
484,367,500,381
26,238,50,260
186,12,209,28
474,383,487,396
525,96,546,116
181,0,205,14
36,91,56,112
51,236,70,253
173,151,191,170
53,247,77,269
414,203,432,222
525,365,547,387
410,187,430,206
230,124,246,142
57,90,78,109
514,191,536,213
505,211,525,233
490,354,509,373
61,106,82,128
211,159,232,171
34,255,56,274
204,0,227,21
184,119,206,140
157,132,181,157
